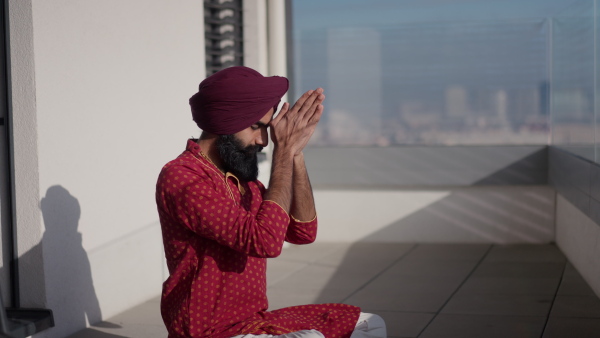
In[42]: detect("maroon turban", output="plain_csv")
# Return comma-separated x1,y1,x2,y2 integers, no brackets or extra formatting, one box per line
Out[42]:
189,66,289,135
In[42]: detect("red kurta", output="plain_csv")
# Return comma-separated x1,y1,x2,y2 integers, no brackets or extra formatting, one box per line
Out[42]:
156,140,360,338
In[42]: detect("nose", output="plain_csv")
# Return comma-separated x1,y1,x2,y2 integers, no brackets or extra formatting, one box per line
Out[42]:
256,128,269,147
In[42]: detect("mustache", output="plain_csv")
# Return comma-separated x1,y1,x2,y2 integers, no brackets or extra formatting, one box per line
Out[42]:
242,145,263,155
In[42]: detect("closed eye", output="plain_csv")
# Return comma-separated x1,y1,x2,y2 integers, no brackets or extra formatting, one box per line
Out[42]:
252,121,268,130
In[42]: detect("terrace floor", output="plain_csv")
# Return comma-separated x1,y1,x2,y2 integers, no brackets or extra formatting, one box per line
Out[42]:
69,242,600,338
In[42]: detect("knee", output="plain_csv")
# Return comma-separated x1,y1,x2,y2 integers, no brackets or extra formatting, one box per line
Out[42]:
301,330,325,338
307,330,326,338
366,313,386,330
354,312,386,338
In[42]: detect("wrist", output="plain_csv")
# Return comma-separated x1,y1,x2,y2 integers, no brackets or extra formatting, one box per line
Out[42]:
273,147,294,165
273,145,296,162
293,152,305,163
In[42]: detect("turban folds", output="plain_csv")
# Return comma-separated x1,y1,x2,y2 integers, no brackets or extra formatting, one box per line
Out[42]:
189,66,289,135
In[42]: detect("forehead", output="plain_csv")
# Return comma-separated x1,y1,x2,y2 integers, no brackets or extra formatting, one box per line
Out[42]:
258,108,275,124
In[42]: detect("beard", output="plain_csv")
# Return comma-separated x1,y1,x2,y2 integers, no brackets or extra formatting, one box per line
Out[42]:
216,134,262,182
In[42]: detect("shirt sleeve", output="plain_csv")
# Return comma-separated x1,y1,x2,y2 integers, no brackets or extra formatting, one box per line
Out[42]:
285,215,318,245
253,179,318,245
157,162,290,258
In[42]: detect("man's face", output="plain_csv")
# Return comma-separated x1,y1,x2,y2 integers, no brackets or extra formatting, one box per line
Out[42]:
216,108,274,181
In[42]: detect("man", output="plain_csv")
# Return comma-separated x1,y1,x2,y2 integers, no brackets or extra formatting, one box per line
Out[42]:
156,67,386,338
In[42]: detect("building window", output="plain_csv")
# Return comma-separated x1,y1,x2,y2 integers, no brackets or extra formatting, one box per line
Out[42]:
204,0,244,75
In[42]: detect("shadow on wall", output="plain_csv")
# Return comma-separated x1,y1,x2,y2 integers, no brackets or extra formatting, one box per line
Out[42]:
360,186,555,243
39,185,123,337
311,146,555,243
305,146,548,187
304,147,555,305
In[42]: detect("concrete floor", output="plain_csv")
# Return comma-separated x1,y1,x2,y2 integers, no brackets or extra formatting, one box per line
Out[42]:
70,242,600,338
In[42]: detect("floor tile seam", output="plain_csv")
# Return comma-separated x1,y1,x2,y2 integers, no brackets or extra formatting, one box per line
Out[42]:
356,309,437,315
449,292,560,297
427,313,549,318
416,244,494,338
539,260,568,338
477,259,566,265
312,254,417,267
339,244,420,304
381,272,499,279
478,260,566,265
554,294,600,298
548,315,600,319
307,262,399,273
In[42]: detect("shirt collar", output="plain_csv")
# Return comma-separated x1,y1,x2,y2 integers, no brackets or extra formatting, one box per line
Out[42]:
186,139,246,195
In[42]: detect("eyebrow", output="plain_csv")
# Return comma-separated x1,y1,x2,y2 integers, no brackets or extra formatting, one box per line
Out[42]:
255,121,268,127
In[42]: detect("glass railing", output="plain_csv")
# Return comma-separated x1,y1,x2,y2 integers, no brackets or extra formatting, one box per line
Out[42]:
291,1,553,147
550,0,598,163
290,0,600,163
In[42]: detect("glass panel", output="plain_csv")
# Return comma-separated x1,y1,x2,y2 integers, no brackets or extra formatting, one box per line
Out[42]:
551,0,596,161
292,1,556,147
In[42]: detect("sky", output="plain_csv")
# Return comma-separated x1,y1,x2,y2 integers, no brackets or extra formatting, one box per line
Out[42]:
292,0,585,33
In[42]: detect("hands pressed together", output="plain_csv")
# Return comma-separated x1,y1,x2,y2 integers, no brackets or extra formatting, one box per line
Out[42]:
263,88,324,214
269,88,325,157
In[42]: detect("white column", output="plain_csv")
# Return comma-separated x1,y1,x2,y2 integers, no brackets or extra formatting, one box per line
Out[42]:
267,0,287,78
258,0,289,185
243,0,269,75
7,0,47,309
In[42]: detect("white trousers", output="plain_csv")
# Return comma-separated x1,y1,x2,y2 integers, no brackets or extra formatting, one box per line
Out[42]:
230,312,386,338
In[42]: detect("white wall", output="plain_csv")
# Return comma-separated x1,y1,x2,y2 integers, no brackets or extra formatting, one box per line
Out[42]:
9,1,204,337
556,194,600,297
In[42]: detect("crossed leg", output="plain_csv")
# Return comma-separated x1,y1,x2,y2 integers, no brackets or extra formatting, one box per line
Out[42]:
230,313,386,338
